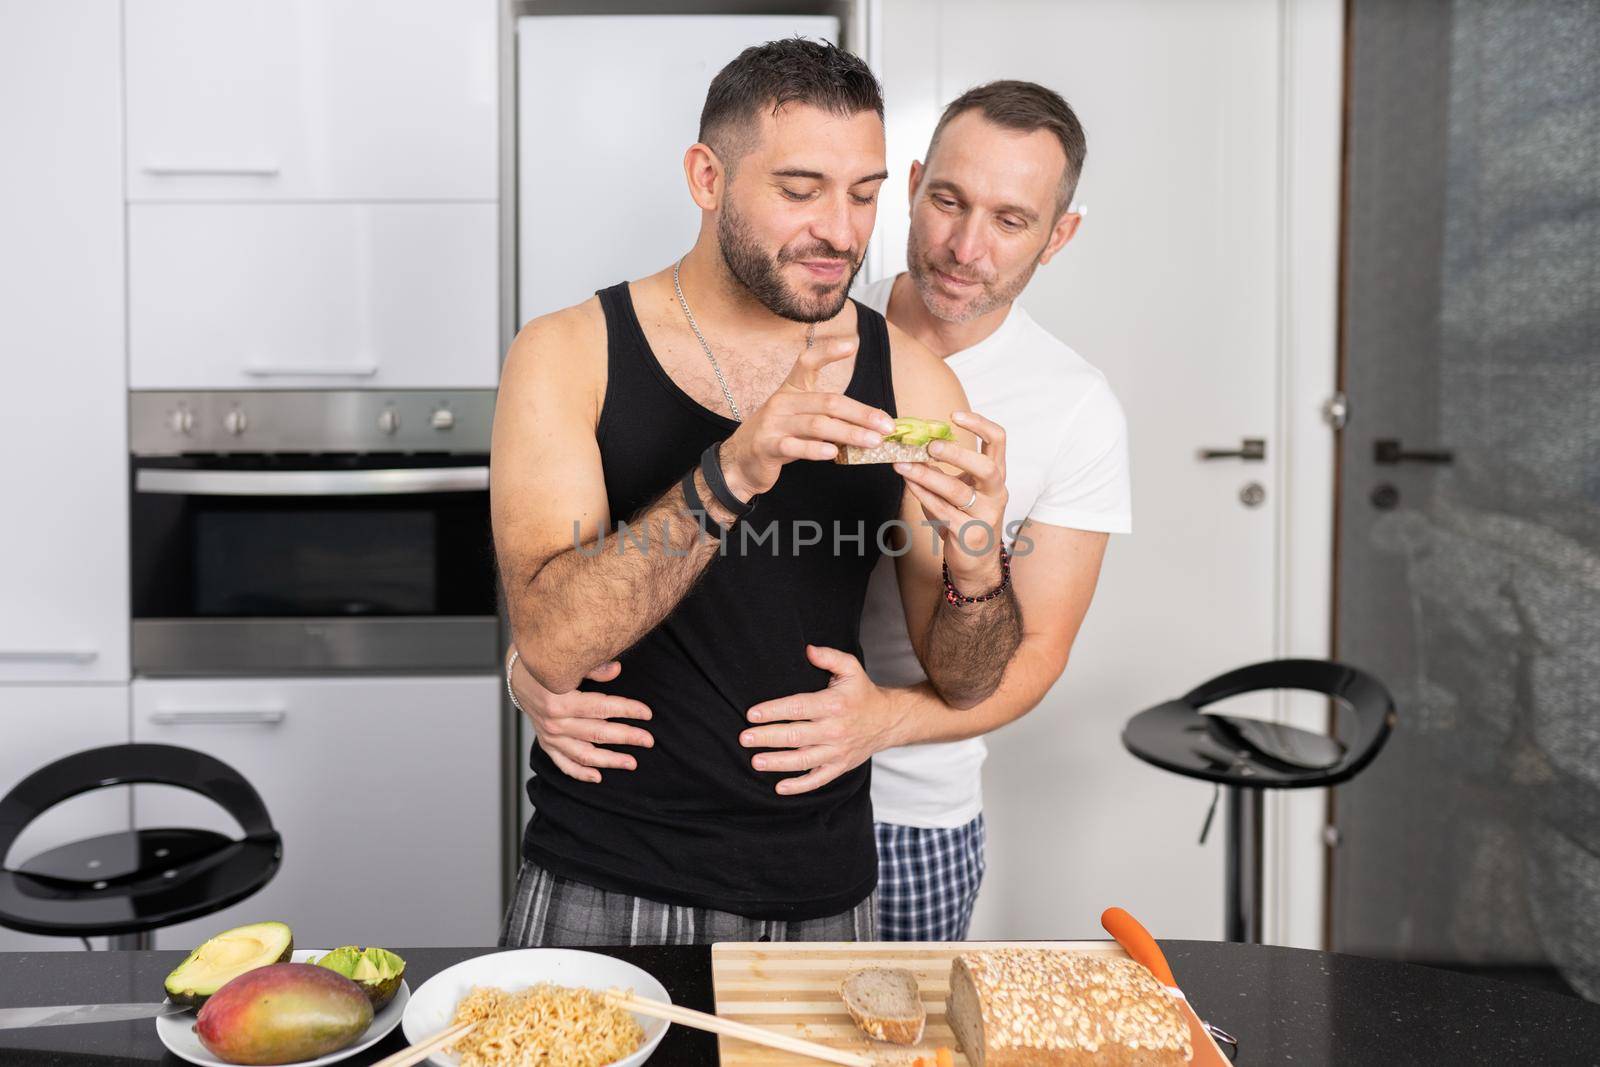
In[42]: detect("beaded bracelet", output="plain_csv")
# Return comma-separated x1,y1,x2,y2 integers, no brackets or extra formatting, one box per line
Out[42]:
942,545,1012,606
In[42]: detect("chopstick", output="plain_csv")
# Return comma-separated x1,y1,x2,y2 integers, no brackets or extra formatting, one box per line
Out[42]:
371,1020,477,1067
606,991,874,1067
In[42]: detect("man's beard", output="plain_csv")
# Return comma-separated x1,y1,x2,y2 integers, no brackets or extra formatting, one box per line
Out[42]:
718,201,863,324
906,223,1041,324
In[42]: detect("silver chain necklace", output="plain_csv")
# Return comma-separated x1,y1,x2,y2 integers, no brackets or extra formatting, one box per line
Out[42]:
673,258,814,423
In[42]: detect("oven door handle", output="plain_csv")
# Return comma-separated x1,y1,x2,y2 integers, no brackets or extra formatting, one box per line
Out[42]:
135,466,490,496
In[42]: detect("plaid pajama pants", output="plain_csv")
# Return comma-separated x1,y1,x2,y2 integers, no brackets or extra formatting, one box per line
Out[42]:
499,859,877,947
874,814,988,941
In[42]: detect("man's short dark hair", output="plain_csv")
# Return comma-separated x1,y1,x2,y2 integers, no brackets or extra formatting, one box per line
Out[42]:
699,38,884,174
926,80,1087,216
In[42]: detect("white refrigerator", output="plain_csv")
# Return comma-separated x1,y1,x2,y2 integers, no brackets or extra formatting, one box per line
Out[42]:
516,14,841,325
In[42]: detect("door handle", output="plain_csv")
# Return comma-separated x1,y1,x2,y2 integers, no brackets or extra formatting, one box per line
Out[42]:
1198,438,1266,461
1374,438,1454,465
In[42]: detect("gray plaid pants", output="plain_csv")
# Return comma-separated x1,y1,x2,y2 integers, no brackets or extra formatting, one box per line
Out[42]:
499,859,877,947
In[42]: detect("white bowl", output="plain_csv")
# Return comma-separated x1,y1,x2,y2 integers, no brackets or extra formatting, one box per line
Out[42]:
400,948,670,1067
155,949,409,1067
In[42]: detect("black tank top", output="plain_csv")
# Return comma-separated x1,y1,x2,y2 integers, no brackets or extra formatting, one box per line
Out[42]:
521,281,902,920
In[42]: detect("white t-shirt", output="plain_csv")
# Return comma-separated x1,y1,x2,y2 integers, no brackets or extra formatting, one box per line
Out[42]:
855,274,1132,829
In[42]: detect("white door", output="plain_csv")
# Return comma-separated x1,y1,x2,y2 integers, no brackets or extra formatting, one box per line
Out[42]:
516,14,839,323
132,676,502,949
124,0,498,201
0,686,130,952
0,0,128,683
870,0,1340,946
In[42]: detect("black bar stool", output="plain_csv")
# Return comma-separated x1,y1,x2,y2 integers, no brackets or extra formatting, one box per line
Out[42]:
0,743,282,948
1122,659,1396,943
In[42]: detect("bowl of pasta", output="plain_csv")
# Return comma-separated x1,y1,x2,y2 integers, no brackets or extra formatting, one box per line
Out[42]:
400,949,670,1067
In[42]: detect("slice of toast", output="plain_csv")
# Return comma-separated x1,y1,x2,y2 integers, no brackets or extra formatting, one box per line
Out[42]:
835,440,932,465
840,966,926,1045
834,416,954,465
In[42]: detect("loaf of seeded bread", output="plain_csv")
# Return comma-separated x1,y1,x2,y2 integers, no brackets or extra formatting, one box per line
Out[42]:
947,950,1192,1066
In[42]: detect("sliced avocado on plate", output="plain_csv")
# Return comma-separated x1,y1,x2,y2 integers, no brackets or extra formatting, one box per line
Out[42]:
315,946,407,1011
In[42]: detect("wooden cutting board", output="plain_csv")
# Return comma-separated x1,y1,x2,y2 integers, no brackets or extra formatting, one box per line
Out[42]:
710,941,1231,1066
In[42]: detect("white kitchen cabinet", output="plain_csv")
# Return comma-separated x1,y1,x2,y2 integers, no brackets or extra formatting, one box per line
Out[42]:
132,676,502,949
0,687,130,952
125,0,498,202
0,0,128,683
128,202,499,389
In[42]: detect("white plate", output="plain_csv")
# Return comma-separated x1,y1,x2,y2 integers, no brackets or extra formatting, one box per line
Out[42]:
401,948,670,1067
155,949,410,1067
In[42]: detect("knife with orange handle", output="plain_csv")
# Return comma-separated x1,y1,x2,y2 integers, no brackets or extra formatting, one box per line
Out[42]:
1101,907,1238,1062
1101,906,1177,986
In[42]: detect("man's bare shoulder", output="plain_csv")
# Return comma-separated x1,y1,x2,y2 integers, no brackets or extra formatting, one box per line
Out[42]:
885,319,969,419
507,298,606,371
501,297,608,420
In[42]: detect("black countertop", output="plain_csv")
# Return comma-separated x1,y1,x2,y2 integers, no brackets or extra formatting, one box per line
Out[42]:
1,941,1596,1065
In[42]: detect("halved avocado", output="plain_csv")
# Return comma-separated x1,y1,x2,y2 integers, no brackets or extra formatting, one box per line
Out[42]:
163,921,294,1009
315,946,406,1010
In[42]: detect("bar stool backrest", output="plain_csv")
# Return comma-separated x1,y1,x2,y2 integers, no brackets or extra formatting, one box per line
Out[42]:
0,744,274,868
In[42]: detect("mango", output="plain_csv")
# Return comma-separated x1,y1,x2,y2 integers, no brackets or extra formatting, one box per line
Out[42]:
195,962,373,1065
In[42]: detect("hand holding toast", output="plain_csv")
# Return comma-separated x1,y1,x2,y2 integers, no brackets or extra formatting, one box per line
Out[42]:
718,337,897,500
895,409,1011,594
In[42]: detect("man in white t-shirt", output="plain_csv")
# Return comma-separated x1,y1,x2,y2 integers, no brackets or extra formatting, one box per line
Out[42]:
737,80,1130,939
508,79,1128,940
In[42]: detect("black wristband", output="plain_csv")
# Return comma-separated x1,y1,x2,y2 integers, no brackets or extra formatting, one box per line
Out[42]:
700,441,755,518
680,468,731,541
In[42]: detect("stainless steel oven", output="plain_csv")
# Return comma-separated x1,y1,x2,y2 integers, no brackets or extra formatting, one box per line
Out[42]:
130,391,499,676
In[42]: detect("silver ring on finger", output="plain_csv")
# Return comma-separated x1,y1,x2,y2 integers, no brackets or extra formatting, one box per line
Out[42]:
963,487,979,511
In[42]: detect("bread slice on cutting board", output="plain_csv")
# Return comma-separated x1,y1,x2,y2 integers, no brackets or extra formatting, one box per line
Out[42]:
839,966,926,1045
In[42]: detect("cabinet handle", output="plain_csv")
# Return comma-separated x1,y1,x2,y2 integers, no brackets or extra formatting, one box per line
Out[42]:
0,649,98,663
244,363,379,379
149,709,287,726
141,162,281,177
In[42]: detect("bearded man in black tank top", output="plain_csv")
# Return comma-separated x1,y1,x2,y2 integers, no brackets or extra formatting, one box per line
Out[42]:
490,39,1023,946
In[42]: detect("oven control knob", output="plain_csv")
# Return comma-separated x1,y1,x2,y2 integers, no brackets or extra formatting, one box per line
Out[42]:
377,408,400,435
168,408,194,435
430,407,455,431
223,408,248,436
